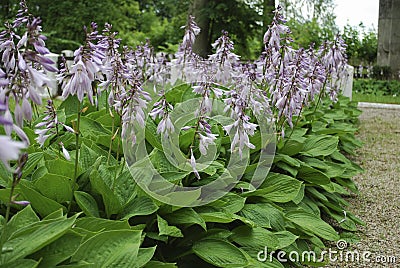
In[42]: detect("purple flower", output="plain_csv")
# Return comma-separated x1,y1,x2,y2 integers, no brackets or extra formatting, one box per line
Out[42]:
0,135,26,170
35,100,74,147
189,148,201,180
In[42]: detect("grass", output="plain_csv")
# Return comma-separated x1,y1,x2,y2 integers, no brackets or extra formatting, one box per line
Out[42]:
352,92,400,104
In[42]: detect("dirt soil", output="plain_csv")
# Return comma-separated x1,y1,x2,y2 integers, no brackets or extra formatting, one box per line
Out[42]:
325,107,400,268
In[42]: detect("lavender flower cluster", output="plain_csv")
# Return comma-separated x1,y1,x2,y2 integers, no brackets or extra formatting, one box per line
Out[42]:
0,0,56,169
0,3,348,179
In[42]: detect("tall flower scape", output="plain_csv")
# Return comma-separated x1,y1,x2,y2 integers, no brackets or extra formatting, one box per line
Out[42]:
0,2,360,268
0,2,348,175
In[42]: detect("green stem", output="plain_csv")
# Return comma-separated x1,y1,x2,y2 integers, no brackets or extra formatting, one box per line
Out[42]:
0,177,17,256
68,102,81,213
107,116,115,165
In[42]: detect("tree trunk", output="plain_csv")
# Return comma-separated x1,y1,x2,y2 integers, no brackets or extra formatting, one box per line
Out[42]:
263,0,276,29
261,0,276,50
190,0,211,57
377,0,400,79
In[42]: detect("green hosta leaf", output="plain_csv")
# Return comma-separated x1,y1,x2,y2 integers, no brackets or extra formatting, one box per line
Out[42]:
192,239,249,268
34,173,72,203
165,83,192,104
144,261,177,268
45,158,76,180
274,231,299,248
163,208,207,230
245,173,302,203
145,118,162,150
197,208,235,224
19,180,65,218
2,205,39,241
29,230,84,267
59,95,80,117
74,217,131,233
292,184,305,204
31,166,47,181
79,143,99,171
21,152,43,179
74,191,100,217
300,135,339,157
120,196,159,219
297,164,330,185
273,154,301,167
0,162,10,187
238,204,272,228
135,247,157,268
79,116,111,136
89,168,122,217
230,226,279,249
277,137,305,156
0,214,78,265
157,215,183,238
43,209,64,220
285,210,339,241
71,230,142,267
275,162,298,177
209,193,246,214
306,187,328,202
0,259,39,268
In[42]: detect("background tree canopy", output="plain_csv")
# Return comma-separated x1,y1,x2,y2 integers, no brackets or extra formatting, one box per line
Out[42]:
0,0,377,63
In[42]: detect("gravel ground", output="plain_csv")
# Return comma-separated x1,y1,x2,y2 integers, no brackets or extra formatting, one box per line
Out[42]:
325,107,400,268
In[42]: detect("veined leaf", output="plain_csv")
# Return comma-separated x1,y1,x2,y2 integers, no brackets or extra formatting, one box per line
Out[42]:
285,210,339,241
238,204,272,228
34,173,72,203
120,196,159,219
74,217,130,233
163,208,206,230
157,215,183,238
244,173,302,203
297,164,330,185
300,135,338,157
19,180,65,218
29,230,84,267
0,214,78,265
71,230,142,267
231,226,279,249
192,239,249,268
74,191,100,217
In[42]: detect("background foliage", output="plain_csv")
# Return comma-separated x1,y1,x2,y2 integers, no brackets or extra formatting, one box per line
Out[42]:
0,0,378,63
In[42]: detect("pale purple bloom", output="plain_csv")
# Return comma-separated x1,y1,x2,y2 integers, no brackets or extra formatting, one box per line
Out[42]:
61,142,71,161
35,100,73,147
0,135,26,170
150,96,174,138
59,23,106,104
189,148,201,180
61,59,93,103
199,133,218,155
11,200,30,206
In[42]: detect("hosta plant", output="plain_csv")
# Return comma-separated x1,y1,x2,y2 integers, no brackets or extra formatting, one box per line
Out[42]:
0,2,364,267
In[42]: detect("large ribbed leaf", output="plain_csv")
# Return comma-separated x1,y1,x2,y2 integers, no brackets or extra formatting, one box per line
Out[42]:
245,173,302,202
285,211,339,241
192,239,249,268
71,230,142,267
300,136,338,157
230,226,279,249
0,214,78,265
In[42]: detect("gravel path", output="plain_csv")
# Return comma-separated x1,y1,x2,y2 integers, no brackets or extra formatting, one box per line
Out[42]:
326,108,400,267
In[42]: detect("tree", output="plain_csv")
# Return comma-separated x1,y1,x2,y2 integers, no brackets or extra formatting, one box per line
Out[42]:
190,0,211,57
188,0,265,59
